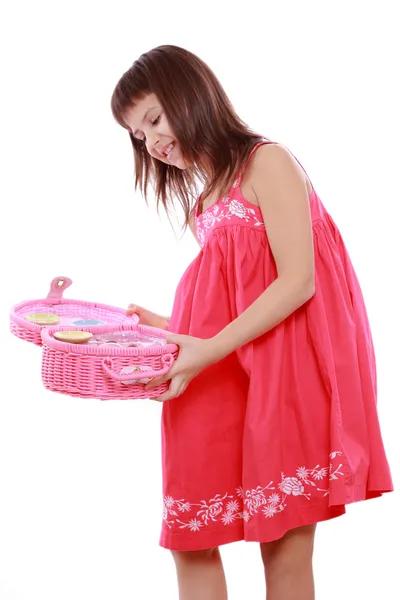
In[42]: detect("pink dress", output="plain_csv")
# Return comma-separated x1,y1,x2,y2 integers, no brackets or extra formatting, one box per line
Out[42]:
159,142,393,552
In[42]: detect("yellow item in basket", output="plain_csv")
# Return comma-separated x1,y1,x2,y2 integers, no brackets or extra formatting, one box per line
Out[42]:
54,330,93,344
25,313,61,325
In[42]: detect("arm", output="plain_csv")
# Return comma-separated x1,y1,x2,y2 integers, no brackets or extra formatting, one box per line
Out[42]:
147,145,315,401
209,144,315,361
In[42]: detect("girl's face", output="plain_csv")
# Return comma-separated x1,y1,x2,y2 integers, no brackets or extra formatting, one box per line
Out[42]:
124,93,189,170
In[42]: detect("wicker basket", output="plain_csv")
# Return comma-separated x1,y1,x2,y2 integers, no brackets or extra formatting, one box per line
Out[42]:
40,318,178,400
10,276,133,346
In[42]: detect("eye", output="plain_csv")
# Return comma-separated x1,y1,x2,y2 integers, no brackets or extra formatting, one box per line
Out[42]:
151,115,161,126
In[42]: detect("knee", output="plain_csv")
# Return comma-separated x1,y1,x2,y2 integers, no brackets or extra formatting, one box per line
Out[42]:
172,547,218,565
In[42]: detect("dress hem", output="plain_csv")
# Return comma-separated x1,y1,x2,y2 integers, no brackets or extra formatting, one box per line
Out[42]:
159,504,345,552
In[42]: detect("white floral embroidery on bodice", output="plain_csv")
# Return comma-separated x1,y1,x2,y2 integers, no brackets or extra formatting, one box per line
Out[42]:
195,178,265,247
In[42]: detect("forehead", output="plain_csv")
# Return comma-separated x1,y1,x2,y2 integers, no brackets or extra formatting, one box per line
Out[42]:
124,93,160,131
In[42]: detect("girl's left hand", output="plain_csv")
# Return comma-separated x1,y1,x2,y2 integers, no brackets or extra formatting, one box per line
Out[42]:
146,334,218,402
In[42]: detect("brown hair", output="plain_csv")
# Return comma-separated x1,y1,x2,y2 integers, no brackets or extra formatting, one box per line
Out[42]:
111,45,264,226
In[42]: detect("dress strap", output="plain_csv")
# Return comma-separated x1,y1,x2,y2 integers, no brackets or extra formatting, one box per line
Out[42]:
197,141,273,216
236,140,275,183
238,140,314,192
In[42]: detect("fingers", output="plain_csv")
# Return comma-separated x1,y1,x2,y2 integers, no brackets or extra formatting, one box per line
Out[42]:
153,379,187,402
126,303,142,316
146,373,169,390
152,391,173,402
126,305,170,330
166,333,187,345
145,361,175,389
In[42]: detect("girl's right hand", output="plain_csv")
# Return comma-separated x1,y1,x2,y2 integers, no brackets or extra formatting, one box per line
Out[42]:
126,304,170,330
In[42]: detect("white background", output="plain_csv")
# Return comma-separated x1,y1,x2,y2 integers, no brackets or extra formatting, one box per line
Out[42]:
0,1,398,598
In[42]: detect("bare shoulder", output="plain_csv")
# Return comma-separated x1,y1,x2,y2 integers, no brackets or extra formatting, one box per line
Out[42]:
241,143,312,202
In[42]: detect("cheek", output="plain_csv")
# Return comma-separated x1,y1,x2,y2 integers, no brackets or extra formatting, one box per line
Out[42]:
144,142,156,157
161,115,175,137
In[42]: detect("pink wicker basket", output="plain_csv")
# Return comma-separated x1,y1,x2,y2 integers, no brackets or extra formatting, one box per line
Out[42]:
10,276,133,346
41,317,178,400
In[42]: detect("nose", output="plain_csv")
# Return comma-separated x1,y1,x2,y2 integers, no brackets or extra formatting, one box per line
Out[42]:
145,130,160,155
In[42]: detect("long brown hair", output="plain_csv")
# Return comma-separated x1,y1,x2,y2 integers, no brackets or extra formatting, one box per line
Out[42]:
111,45,264,226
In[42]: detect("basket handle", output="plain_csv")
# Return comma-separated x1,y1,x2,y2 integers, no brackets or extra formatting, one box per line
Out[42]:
47,277,73,302
102,353,175,383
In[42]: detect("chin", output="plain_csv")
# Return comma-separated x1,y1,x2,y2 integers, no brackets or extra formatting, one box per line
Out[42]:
153,154,190,170
174,161,189,170
173,156,191,170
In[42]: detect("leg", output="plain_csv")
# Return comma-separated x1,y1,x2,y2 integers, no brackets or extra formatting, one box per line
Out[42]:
172,547,228,600
260,524,317,600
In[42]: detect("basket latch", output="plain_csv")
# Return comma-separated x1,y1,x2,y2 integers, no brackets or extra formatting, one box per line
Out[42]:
47,276,73,302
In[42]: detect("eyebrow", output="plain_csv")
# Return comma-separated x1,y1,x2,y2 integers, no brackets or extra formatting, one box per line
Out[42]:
132,106,159,137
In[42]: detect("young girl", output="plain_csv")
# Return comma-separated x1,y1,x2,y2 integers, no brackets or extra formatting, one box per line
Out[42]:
111,45,393,600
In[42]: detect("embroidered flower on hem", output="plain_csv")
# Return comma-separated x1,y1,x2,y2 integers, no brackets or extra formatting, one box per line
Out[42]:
162,452,344,532
279,477,305,496
164,496,175,509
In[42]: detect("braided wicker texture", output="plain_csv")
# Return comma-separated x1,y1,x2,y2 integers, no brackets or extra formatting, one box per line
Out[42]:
41,323,178,400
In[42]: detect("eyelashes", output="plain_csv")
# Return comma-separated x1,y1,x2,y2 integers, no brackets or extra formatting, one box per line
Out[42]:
133,113,162,142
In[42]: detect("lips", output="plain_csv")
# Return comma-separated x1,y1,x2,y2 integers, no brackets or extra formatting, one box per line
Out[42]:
161,142,175,159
